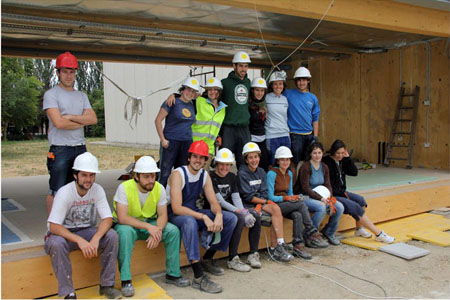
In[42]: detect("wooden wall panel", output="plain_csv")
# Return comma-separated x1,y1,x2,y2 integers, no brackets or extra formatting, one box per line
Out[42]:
306,40,448,169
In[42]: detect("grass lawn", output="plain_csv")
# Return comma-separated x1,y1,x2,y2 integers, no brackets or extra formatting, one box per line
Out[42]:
1,138,159,177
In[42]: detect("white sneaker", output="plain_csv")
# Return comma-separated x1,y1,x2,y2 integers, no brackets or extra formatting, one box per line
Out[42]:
375,231,395,243
247,252,261,269
355,227,372,238
227,255,251,272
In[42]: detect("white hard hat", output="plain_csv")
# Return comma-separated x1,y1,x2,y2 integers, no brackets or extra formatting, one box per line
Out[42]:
182,77,200,91
232,51,251,63
313,185,331,199
269,71,287,84
251,77,267,89
274,146,293,159
203,77,223,90
215,148,235,164
134,156,160,173
73,152,101,173
293,66,311,79
242,142,261,155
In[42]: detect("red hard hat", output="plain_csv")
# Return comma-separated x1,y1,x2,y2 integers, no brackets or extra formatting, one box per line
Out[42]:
55,52,78,69
188,140,209,157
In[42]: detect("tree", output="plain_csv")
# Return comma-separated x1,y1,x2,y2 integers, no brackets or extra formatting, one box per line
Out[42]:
87,88,105,137
1,57,43,140
76,61,103,94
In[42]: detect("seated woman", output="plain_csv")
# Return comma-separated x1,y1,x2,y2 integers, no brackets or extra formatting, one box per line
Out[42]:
238,142,293,262
294,142,344,246
266,146,328,259
155,77,199,186
209,148,261,270
322,140,395,243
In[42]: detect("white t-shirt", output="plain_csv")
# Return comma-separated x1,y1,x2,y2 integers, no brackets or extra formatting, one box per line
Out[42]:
48,182,112,229
166,166,208,204
113,183,167,207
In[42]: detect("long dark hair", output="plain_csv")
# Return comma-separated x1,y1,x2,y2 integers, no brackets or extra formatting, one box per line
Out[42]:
329,139,346,156
306,142,324,161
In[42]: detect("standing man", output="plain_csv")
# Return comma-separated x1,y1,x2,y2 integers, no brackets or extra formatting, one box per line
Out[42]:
167,140,237,294
44,51,98,214
45,152,121,299
284,67,320,171
113,156,190,297
220,51,252,167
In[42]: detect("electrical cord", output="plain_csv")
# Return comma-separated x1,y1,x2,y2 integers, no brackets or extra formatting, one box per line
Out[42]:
262,229,406,299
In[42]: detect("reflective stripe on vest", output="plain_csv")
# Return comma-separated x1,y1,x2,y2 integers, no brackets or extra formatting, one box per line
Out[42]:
191,97,226,155
113,179,160,220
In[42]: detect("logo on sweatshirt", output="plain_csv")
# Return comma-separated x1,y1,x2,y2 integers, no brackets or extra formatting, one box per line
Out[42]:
234,84,249,105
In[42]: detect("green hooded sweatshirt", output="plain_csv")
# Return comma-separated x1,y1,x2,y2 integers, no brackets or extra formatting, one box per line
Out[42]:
221,71,251,127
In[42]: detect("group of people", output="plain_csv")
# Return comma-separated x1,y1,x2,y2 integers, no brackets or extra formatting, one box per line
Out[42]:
43,51,395,299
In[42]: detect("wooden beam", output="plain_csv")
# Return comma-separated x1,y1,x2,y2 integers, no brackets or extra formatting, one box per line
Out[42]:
199,0,449,37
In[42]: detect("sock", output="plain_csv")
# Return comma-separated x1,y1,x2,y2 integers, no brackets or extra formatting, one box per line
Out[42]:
203,249,216,260
166,274,180,280
191,262,204,278
277,238,285,245
376,231,383,237
121,280,131,286
228,254,237,261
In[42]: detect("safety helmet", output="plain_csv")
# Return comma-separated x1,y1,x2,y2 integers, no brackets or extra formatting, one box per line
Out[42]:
203,77,223,90
72,152,101,173
313,185,331,199
251,77,267,89
182,77,200,91
293,66,311,79
55,52,78,69
215,148,235,164
134,156,160,173
242,142,261,155
232,51,251,63
274,146,293,159
188,140,209,157
269,71,287,84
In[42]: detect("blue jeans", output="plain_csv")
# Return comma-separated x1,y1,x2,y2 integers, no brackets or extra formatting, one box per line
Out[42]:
304,198,344,236
47,145,86,195
168,210,237,262
335,192,367,221
266,136,291,166
290,133,313,164
159,139,192,187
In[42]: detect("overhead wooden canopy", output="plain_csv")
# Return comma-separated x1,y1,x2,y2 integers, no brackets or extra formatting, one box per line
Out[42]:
1,0,447,67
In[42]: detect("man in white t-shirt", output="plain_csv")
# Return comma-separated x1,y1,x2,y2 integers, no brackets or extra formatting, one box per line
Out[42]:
113,156,189,297
45,152,120,299
167,140,237,294
44,52,98,215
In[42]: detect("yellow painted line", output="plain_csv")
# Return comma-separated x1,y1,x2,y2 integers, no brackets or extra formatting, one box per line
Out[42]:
44,274,171,299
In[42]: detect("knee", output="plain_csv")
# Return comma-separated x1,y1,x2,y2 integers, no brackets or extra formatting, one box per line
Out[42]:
164,223,181,239
235,213,245,227
181,216,198,234
104,229,118,243
334,202,344,215
45,235,68,254
224,212,238,228
115,224,135,238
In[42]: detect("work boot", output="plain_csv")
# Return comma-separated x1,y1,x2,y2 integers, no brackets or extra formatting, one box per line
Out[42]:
355,227,372,238
283,243,294,252
375,231,395,244
121,281,134,297
271,244,294,262
165,275,190,287
192,274,223,293
99,286,122,299
64,292,77,299
247,252,262,269
305,232,329,248
201,259,225,276
292,243,312,260
321,230,341,246
227,255,251,272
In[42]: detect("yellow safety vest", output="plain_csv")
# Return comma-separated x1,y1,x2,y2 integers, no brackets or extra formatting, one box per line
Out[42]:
113,179,161,220
191,97,226,155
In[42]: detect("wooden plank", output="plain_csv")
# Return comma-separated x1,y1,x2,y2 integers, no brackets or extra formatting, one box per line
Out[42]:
199,0,449,37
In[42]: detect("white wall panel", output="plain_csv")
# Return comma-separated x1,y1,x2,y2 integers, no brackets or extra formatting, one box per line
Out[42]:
104,63,261,147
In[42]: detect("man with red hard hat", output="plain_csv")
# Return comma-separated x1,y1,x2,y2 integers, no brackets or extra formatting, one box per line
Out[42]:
166,140,237,294
43,52,98,214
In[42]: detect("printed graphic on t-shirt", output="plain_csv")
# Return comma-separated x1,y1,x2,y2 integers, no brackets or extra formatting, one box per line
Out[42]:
182,108,192,118
217,183,231,200
249,179,262,186
234,84,249,104
64,199,96,228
